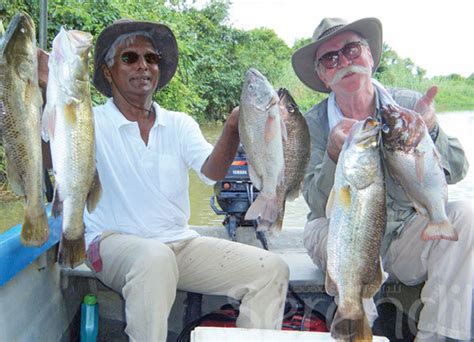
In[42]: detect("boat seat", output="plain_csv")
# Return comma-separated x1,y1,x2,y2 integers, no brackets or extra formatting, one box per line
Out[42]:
60,250,327,293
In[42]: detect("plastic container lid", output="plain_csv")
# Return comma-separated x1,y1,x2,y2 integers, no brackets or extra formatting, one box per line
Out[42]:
83,294,97,305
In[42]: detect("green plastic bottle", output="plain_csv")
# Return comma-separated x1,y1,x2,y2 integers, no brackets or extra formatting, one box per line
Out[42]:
80,294,99,342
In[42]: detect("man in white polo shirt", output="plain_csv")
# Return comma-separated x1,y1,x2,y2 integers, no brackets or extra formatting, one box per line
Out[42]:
81,19,289,341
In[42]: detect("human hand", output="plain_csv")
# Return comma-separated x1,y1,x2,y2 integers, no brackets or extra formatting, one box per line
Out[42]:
414,86,438,132
226,106,240,132
37,48,49,91
327,118,358,162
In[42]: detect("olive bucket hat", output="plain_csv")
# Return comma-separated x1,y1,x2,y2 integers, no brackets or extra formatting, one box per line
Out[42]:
291,17,382,93
93,19,178,97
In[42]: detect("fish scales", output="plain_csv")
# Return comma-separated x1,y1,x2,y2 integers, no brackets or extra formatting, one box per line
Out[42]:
0,12,48,246
239,68,285,230
326,118,385,341
261,88,310,232
381,104,457,241
43,27,101,268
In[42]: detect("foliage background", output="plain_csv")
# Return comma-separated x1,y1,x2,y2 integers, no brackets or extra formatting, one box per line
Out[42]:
1,0,473,194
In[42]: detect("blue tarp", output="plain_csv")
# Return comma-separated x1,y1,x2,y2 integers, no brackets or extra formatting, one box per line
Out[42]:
0,204,62,286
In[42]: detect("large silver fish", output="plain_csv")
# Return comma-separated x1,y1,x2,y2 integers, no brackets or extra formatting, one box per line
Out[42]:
326,118,385,341
257,88,310,232
381,104,457,241
0,12,49,246
239,68,285,230
43,27,101,268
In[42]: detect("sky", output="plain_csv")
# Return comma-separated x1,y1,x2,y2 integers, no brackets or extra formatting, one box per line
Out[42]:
222,0,473,78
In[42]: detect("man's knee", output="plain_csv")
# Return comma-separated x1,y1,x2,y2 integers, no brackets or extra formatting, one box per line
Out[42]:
134,243,178,279
448,200,473,241
255,252,290,283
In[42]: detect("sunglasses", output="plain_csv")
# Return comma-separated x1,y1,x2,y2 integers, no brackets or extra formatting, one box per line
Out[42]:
316,41,366,70
120,51,161,65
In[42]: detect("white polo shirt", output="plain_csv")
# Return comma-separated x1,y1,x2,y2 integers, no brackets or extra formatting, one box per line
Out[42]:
84,99,214,248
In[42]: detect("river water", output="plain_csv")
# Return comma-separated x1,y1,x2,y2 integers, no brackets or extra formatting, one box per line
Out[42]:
1,111,473,233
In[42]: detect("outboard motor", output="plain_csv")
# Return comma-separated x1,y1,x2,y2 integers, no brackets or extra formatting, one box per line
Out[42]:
210,145,268,249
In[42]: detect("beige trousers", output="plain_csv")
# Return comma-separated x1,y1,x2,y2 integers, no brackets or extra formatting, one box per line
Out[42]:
304,200,473,341
87,234,289,342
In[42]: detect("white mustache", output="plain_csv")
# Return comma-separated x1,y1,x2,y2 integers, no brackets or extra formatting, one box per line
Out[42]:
328,65,372,86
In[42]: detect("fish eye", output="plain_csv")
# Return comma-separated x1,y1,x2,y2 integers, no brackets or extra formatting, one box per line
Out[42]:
382,124,390,134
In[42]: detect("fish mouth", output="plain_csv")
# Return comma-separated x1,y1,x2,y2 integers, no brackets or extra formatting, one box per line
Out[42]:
66,29,93,55
352,117,381,146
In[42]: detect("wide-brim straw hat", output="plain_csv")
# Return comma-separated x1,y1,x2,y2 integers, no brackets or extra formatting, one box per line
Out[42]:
292,17,382,93
93,19,178,97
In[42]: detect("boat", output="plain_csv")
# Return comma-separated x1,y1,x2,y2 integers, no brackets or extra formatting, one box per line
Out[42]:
0,146,424,342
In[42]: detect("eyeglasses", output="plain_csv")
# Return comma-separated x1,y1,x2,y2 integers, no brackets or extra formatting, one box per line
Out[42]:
316,41,366,70
120,51,161,65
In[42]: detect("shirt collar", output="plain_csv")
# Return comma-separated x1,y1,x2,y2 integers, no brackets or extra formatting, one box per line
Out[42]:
105,98,167,129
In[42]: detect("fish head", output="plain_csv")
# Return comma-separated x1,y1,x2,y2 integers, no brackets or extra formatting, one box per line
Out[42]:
347,117,380,151
1,12,36,76
278,88,302,122
342,117,382,189
241,68,278,113
381,104,425,151
50,27,93,100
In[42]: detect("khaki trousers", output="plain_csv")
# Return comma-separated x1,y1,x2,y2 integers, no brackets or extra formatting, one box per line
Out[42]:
87,234,289,342
304,200,473,341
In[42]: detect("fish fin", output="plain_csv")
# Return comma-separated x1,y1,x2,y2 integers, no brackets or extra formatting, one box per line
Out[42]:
264,115,276,143
51,187,63,217
265,200,285,232
362,258,383,298
247,163,262,190
277,164,285,187
245,194,267,220
41,103,55,142
257,219,270,232
20,209,49,247
325,187,335,218
280,116,288,141
286,187,300,202
64,103,77,125
58,234,86,269
324,272,338,296
340,185,351,210
25,78,43,108
412,201,428,217
86,170,102,213
415,149,425,183
421,221,458,241
5,153,24,196
245,193,280,223
331,313,372,342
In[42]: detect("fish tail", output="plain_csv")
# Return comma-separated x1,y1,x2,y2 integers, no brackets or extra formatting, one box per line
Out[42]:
244,194,280,223
58,234,86,269
20,210,49,247
51,188,63,217
421,221,458,241
331,309,372,341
